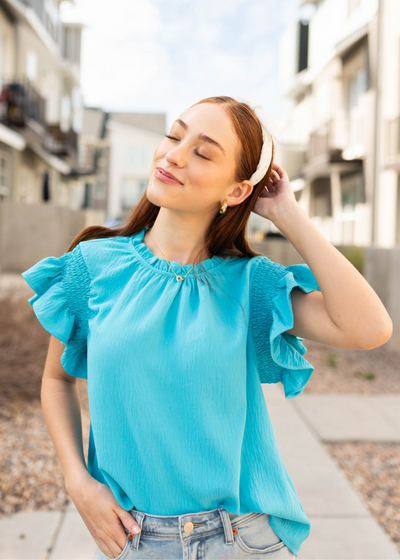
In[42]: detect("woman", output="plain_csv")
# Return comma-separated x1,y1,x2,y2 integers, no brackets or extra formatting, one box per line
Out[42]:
21,96,392,560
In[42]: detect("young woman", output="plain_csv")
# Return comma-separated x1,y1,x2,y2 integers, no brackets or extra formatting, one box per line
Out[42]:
21,96,392,560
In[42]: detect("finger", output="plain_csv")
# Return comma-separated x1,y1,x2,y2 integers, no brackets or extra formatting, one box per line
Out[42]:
97,538,121,560
272,163,286,178
98,522,129,557
119,510,141,534
104,532,126,558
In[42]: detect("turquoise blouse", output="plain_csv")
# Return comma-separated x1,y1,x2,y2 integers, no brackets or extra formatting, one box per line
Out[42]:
21,226,321,557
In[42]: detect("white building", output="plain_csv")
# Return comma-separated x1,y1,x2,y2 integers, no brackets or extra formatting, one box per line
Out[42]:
278,0,400,247
0,0,84,206
79,108,166,222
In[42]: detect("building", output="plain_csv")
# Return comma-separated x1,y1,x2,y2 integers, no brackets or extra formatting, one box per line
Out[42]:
0,0,85,206
78,108,166,223
277,0,400,248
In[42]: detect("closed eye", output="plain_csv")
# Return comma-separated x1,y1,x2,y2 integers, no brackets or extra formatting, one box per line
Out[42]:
164,135,211,160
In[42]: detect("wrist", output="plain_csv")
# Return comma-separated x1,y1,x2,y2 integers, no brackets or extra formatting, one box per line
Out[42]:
269,202,309,231
65,467,92,496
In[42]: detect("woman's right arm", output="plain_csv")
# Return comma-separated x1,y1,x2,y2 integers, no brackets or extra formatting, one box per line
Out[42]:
41,335,88,487
41,336,141,559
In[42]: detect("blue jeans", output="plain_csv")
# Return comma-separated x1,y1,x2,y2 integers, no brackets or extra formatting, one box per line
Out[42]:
94,507,298,559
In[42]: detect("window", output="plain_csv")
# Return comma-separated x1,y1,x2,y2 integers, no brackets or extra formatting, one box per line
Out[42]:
346,65,367,145
26,51,37,81
94,181,106,200
341,172,364,213
137,179,148,195
311,178,331,217
297,21,309,73
44,0,60,42
348,67,367,114
121,178,148,209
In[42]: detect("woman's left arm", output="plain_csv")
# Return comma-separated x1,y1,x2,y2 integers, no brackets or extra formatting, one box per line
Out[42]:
254,163,393,351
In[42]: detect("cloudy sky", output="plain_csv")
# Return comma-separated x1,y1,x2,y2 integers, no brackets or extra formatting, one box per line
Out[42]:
61,0,302,130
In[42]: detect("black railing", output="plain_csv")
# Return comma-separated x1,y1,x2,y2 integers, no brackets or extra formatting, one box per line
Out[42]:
0,77,46,129
45,124,78,157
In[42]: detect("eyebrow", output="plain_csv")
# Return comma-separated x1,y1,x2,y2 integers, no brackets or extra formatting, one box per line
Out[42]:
174,119,226,155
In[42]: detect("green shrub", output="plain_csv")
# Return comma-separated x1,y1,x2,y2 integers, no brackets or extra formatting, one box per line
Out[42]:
327,353,337,368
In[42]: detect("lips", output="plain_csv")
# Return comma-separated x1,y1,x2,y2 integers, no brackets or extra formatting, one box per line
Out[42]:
156,167,183,184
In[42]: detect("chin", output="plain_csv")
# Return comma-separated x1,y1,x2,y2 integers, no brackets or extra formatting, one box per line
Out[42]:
146,180,177,208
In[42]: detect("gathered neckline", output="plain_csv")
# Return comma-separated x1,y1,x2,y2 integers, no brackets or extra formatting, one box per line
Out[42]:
129,227,229,278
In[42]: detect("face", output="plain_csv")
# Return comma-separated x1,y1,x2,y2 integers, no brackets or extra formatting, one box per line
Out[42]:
146,103,253,218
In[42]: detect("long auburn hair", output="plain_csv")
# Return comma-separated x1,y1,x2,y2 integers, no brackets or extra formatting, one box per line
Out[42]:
67,96,274,263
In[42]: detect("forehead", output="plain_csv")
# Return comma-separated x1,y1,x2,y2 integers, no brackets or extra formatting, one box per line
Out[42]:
178,103,238,154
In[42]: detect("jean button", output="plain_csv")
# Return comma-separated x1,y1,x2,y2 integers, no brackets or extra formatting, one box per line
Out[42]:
184,522,194,533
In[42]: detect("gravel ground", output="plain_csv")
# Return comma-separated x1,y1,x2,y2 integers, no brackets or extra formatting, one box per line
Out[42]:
1,289,399,553
302,339,400,394
324,442,400,553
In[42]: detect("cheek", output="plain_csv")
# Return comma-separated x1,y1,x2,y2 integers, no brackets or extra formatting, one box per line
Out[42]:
189,175,222,206
192,167,227,196
152,144,164,163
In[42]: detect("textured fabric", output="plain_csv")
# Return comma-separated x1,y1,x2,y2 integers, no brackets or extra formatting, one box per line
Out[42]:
250,258,322,398
21,243,91,379
21,226,320,557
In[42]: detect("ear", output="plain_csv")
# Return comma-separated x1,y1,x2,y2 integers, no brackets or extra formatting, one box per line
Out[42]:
228,179,253,204
224,179,254,208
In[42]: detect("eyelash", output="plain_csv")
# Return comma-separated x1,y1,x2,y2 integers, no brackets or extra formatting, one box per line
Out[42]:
164,135,210,160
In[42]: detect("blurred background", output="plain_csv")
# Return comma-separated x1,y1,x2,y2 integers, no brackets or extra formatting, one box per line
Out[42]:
0,0,399,559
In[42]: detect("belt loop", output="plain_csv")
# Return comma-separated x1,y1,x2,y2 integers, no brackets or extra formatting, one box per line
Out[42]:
218,508,234,545
130,511,145,551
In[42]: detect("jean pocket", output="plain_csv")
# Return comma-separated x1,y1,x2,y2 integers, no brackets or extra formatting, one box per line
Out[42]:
233,513,285,555
103,533,131,560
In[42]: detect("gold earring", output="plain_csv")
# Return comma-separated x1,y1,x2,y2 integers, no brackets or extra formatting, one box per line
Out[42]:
219,201,228,214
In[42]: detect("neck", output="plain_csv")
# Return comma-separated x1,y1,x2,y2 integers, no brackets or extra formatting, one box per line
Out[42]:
144,215,212,266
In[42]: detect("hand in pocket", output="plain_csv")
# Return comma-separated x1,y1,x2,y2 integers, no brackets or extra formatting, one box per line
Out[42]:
66,472,141,559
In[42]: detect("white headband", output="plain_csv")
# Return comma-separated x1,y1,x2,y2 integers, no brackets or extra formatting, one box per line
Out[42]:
236,98,281,186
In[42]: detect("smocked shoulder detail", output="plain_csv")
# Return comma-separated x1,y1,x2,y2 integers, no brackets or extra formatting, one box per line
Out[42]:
21,243,91,379
60,245,91,341
250,256,321,398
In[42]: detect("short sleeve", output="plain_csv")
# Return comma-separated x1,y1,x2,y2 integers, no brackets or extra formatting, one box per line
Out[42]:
250,256,321,399
21,243,91,379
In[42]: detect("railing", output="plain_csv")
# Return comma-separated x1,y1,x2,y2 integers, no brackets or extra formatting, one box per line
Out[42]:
307,115,365,161
45,124,78,157
308,119,336,159
0,77,46,129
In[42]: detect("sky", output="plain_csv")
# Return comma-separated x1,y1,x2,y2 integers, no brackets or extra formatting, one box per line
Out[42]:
61,0,303,131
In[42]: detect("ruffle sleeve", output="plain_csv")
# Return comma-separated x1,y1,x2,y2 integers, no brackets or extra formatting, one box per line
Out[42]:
21,243,91,379
250,256,321,399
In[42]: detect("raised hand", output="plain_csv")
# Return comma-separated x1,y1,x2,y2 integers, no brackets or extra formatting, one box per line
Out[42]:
252,162,298,222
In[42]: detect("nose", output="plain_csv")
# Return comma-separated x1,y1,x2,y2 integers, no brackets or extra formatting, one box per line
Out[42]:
165,144,186,168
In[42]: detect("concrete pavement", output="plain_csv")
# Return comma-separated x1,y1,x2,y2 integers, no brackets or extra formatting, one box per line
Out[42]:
264,385,400,559
1,384,399,559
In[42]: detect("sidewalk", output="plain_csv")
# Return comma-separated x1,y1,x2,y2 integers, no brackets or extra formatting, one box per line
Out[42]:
0,384,399,559
264,385,400,559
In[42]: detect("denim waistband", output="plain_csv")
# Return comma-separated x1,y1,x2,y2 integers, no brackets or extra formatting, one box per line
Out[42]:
127,507,264,551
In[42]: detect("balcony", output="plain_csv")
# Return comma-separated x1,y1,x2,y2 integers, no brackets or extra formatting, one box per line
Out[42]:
0,78,47,132
307,115,365,162
45,124,78,159
308,119,341,160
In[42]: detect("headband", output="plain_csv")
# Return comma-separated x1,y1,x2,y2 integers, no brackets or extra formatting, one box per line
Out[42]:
236,98,281,187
